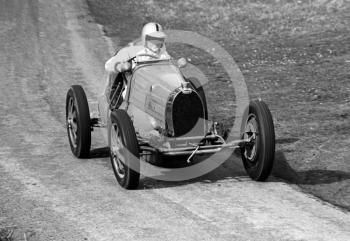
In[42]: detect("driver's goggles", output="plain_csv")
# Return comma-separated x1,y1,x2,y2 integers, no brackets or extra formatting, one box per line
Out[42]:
145,36,165,48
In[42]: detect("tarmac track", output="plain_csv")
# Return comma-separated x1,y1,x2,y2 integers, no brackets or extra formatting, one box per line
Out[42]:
0,0,349,240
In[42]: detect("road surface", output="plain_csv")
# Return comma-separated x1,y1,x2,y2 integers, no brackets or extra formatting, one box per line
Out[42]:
0,0,349,240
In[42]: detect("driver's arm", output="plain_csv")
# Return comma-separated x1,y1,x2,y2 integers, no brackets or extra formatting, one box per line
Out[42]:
105,48,129,73
105,45,143,73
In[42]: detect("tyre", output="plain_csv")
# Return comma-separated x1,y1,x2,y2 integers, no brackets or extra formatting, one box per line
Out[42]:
108,110,140,189
66,85,91,158
241,100,275,181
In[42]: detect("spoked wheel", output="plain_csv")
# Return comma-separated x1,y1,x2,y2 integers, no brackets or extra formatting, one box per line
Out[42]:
108,110,140,189
66,85,91,158
241,100,275,181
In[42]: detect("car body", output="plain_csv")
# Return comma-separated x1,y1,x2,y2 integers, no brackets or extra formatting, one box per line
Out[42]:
66,54,276,189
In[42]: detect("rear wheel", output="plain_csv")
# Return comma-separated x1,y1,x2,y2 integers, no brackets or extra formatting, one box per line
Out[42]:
108,110,140,189
66,85,91,158
241,100,275,181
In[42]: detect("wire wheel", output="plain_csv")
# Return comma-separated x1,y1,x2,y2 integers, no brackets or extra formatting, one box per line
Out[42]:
110,123,126,179
65,85,91,158
108,110,140,189
243,113,259,162
241,100,275,181
67,97,78,148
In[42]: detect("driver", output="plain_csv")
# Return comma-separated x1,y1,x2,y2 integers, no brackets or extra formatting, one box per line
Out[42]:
105,22,170,73
104,23,170,106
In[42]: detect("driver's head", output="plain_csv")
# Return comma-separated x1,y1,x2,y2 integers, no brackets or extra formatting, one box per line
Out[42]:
141,22,166,54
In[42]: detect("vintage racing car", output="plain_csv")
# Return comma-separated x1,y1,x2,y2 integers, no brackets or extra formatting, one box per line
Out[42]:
66,54,275,189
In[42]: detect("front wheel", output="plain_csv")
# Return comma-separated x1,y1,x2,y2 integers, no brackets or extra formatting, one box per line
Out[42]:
108,110,140,189
241,100,275,181
66,85,91,158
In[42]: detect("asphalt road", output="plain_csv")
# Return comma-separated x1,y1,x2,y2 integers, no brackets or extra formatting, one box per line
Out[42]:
0,0,349,240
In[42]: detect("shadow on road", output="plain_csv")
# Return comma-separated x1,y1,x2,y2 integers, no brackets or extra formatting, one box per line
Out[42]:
141,154,247,189
85,142,350,191
272,150,350,185
88,147,110,158
141,149,350,190
276,137,300,144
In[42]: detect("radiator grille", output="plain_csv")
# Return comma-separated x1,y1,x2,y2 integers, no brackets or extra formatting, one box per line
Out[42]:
170,91,205,137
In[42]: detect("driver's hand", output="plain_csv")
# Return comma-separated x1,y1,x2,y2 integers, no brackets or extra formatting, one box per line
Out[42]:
116,62,131,72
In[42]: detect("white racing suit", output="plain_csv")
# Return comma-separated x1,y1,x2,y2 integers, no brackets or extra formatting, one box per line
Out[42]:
104,44,170,102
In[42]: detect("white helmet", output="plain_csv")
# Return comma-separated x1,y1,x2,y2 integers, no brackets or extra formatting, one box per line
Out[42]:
141,22,166,45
